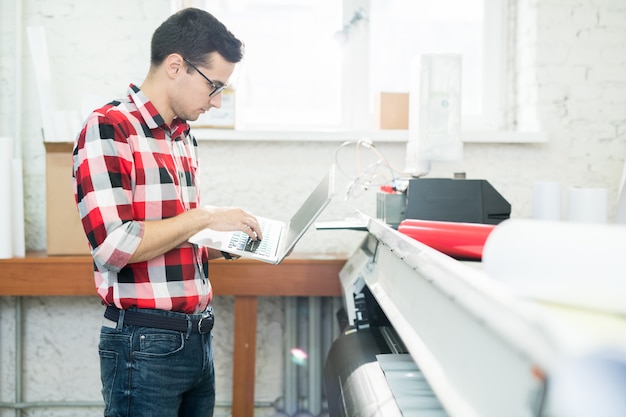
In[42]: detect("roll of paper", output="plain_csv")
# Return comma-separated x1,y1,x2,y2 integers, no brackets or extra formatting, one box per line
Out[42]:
567,187,608,224
0,137,14,258
27,26,56,141
483,219,626,314
398,219,495,260
532,181,561,220
616,153,626,224
12,158,25,257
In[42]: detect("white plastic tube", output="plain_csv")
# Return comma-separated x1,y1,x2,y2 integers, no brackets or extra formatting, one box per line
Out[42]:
0,137,14,258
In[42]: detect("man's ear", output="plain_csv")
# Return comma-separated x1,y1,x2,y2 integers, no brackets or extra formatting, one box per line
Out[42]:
165,54,184,79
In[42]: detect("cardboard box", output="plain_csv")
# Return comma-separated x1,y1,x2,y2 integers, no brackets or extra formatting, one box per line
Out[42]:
375,92,409,130
45,142,90,255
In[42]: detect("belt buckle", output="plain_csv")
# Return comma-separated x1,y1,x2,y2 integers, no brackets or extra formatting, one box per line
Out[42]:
197,310,213,334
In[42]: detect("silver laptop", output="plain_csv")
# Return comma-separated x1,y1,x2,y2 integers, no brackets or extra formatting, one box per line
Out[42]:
189,165,335,264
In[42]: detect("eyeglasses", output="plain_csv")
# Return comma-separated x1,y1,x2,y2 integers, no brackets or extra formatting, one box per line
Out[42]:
183,57,228,97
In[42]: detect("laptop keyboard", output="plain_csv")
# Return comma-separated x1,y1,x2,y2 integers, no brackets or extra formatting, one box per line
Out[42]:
228,219,275,257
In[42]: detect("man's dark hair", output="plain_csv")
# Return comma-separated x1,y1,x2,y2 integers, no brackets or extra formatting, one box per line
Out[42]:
151,8,244,68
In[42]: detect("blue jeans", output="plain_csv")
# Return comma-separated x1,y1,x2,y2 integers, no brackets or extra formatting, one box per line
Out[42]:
99,308,215,417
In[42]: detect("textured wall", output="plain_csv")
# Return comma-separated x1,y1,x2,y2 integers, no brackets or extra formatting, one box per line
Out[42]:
512,0,626,217
0,1,17,140
1,0,626,416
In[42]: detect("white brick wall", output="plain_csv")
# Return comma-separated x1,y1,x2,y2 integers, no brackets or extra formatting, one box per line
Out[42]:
0,1,17,140
1,0,625,415
510,0,626,217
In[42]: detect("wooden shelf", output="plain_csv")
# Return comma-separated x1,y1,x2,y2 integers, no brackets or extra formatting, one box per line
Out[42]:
0,252,345,297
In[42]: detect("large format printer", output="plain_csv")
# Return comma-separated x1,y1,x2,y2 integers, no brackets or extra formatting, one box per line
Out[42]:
324,214,626,417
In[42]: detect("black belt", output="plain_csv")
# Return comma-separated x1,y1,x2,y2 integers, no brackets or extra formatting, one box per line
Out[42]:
104,306,214,334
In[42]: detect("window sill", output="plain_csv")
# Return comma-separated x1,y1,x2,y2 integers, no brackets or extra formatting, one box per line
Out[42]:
192,128,547,144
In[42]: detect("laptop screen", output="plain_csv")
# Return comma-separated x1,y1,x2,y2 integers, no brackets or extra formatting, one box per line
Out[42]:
284,166,336,251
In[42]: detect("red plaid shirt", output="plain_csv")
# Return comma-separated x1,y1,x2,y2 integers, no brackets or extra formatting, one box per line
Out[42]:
73,84,211,313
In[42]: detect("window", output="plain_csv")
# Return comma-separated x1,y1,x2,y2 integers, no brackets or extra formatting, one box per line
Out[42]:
369,0,485,128
173,0,507,132
180,0,343,130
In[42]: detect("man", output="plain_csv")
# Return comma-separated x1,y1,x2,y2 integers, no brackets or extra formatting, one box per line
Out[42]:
72,8,262,417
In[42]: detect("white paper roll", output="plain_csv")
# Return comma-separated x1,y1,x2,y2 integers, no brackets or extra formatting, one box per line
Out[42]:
12,158,25,257
616,153,626,224
27,26,57,141
0,137,14,258
567,187,608,224
483,219,626,314
532,181,561,220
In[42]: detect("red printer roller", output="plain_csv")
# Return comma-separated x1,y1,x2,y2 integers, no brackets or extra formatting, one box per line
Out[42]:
398,219,496,260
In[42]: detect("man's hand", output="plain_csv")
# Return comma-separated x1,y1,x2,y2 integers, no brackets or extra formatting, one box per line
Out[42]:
202,206,263,241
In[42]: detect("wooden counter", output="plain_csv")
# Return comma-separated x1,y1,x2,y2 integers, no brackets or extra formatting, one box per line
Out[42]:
0,252,346,417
